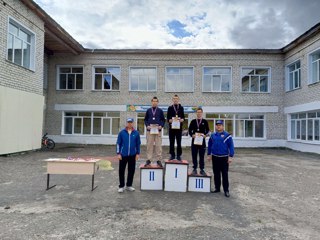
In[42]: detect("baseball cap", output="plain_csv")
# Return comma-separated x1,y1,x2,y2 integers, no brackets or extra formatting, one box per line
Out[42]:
216,120,224,125
127,118,134,122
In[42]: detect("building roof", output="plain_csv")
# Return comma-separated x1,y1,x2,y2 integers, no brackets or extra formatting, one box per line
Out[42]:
20,0,84,55
281,22,320,53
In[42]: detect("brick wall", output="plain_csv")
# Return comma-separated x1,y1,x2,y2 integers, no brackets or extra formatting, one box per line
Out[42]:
0,0,44,96
284,32,320,107
45,52,286,139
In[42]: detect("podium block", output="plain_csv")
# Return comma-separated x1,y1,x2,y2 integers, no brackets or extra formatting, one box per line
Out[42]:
188,173,212,192
140,164,163,190
164,160,189,192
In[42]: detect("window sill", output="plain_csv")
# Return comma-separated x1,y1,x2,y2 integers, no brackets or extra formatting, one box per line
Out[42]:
91,90,120,92
6,59,35,72
129,90,157,92
56,89,84,91
307,81,320,87
202,91,232,93
285,87,301,93
241,92,270,94
165,91,194,93
287,139,320,145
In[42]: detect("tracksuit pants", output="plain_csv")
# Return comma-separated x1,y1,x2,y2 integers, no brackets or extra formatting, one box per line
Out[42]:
191,145,205,170
169,129,182,157
119,155,136,188
212,155,229,192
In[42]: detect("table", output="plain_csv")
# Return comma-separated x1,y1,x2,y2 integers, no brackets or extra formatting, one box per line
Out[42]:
45,158,100,191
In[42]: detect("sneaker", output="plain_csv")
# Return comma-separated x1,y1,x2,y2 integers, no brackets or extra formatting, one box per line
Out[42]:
126,186,135,192
169,155,175,160
144,160,151,167
192,169,197,175
156,160,163,167
200,170,207,176
118,187,124,193
176,156,182,161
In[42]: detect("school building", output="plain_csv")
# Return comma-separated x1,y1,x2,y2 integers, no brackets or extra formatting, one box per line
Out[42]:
1,0,320,155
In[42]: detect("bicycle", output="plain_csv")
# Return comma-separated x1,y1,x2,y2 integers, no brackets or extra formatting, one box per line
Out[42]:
42,133,55,150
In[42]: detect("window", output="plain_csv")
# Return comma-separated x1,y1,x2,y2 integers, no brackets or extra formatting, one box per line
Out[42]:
130,67,156,91
241,67,270,93
63,112,120,135
290,111,320,142
182,113,189,136
7,18,35,70
235,114,264,138
286,60,301,91
206,113,233,135
137,113,146,136
309,49,320,84
203,67,232,92
93,66,120,90
165,67,194,92
57,66,83,90
206,113,265,138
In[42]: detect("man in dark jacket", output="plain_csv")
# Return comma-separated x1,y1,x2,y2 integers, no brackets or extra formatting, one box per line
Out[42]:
144,96,165,167
116,118,141,193
208,120,234,197
188,107,210,175
167,94,185,160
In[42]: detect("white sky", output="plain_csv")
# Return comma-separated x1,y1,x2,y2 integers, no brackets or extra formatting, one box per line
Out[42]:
34,0,320,49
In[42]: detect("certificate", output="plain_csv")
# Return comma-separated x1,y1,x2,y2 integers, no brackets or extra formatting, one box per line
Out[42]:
171,117,180,129
194,133,204,145
150,124,159,135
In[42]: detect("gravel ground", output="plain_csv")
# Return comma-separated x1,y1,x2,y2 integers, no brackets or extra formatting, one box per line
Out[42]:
0,144,319,240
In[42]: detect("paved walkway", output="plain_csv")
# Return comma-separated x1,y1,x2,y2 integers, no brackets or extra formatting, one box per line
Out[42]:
0,145,319,239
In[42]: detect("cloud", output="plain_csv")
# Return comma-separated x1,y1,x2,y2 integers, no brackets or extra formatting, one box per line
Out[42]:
34,0,320,49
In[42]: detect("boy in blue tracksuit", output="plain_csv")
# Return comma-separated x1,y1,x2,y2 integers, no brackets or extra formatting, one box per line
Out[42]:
116,118,141,193
207,120,234,197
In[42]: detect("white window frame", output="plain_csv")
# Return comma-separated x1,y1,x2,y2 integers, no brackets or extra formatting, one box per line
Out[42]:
240,67,271,93
129,66,157,92
289,111,320,142
206,113,265,139
7,17,35,71
285,60,301,91
56,65,84,90
62,111,120,135
202,66,232,92
308,48,320,85
165,66,194,92
92,65,121,91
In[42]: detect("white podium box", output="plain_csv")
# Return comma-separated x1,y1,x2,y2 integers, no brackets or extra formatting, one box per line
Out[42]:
164,160,189,192
140,164,164,190
188,173,212,193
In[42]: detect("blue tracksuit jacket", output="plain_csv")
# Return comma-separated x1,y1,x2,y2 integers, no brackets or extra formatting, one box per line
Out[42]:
208,131,234,157
116,128,141,157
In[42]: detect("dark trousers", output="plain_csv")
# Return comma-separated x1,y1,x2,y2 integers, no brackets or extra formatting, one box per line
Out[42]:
191,145,205,170
212,156,229,192
169,129,182,157
119,155,136,188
